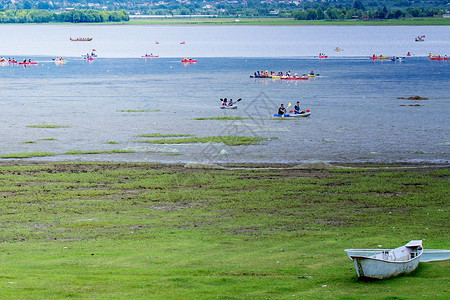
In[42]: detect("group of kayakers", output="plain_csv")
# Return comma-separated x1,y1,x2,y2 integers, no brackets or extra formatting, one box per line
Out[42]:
0,57,17,63
277,101,305,115
253,70,315,78
254,70,292,77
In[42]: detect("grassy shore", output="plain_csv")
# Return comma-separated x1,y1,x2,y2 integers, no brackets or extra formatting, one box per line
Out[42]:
124,17,450,26
0,162,448,298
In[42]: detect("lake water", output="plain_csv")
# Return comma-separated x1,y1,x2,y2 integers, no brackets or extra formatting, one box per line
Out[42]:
0,25,449,164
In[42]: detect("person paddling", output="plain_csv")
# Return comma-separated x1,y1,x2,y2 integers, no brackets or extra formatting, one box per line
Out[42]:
278,104,286,115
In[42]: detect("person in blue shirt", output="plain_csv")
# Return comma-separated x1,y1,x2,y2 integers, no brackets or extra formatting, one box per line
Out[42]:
294,101,305,114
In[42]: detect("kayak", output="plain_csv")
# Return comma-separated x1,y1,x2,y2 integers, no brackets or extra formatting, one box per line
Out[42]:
370,56,389,60
70,37,92,41
8,60,17,63
318,55,327,58
273,112,311,118
18,62,38,65
55,60,66,63
220,106,237,109
280,76,308,80
142,55,159,58
181,59,197,63
430,57,448,61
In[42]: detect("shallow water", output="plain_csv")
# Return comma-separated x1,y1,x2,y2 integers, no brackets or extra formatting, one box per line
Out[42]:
0,55,448,164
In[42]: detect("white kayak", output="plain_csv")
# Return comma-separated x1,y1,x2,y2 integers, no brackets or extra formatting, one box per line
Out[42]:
220,106,237,109
273,112,310,118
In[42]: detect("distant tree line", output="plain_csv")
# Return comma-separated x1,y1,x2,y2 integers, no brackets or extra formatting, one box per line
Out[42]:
0,9,129,23
292,4,444,20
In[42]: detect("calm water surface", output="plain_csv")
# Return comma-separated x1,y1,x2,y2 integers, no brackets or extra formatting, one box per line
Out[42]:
0,25,449,163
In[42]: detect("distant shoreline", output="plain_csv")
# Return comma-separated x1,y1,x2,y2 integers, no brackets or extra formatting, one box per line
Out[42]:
0,17,448,26
123,17,450,26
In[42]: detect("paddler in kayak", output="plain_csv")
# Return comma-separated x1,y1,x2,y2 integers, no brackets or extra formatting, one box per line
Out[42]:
278,104,286,115
222,98,227,106
294,101,305,114
228,99,234,107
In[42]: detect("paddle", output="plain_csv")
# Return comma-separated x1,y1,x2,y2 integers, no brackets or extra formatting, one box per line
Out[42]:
282,103,291,116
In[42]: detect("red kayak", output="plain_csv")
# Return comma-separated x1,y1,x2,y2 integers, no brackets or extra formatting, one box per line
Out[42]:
9,60,17,63
19,62,38,65
430,57,448,61
181,59,197,63
318,55,328,58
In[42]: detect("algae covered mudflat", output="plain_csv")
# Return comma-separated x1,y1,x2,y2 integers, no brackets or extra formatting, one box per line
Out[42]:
0,162,448,298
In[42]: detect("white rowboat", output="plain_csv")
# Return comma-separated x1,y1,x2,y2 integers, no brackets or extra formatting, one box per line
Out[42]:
345,240,423,279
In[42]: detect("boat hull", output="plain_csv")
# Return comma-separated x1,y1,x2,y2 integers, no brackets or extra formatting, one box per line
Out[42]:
220,106,237,109
347,240,423,279
352,255,420,279
273,112,310,118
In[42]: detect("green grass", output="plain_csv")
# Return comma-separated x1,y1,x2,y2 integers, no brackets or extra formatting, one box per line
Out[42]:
0,151,55,158
0,149,134,159
27,124,70,128
138,135,267,145
137,133,192,138
193,117,249,120
118,109,161,112
0,163,447,298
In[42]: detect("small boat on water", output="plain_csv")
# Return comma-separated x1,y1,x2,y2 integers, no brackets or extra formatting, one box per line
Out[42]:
181,58,197,63
429,56,448,61
18,61,38,65
273,111,311,118
70,37,93,41
415,35,425,42
345,240,424,279
391,56,406,62
220,106,237,109
142,55,159,58
370,56,389,60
